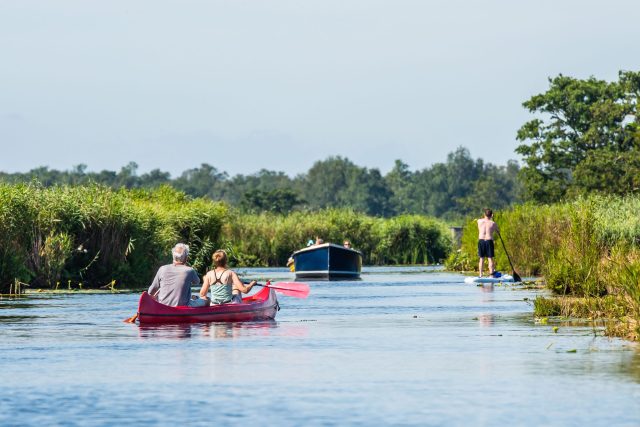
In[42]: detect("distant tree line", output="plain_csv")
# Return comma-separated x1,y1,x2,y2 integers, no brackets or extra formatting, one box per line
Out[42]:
0,147,521,221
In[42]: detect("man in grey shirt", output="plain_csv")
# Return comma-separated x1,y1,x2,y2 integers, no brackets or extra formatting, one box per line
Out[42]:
148,243,207,307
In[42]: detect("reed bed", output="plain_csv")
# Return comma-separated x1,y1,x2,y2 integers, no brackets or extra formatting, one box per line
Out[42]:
0,183,226,292
0,184,453,292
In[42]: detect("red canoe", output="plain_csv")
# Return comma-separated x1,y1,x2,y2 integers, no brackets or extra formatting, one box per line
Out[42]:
137,286,279,324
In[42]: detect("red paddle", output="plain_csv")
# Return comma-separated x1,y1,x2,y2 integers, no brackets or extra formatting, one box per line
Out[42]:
253,281,310,298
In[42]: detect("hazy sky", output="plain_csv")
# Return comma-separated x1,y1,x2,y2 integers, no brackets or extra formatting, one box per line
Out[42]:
1,1,639,177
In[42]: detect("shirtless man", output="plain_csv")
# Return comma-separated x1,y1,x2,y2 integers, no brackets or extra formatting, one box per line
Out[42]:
477,208,499,277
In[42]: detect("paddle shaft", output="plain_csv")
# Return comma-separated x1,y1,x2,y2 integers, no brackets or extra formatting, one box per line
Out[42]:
124,289,158,323
497,231,522,282
244,281,310,298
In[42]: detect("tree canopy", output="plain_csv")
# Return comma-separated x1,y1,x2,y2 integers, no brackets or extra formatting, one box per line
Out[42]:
516,70,640,202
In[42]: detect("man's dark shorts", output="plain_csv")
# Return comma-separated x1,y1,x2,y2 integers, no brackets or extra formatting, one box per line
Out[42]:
478,239,495,258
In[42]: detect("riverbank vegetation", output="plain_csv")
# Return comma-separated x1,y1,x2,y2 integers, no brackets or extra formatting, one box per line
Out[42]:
0,184,226,293
446,70,640,339
448,195,640,340
0,183,452,293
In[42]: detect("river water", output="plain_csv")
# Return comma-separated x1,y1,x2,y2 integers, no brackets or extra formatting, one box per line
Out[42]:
1,267,639,426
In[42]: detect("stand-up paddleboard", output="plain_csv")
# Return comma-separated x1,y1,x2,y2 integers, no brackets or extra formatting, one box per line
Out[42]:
464,274,515,284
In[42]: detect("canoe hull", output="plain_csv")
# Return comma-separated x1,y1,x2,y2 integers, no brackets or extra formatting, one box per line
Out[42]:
137,286,279,324
293,243,362,280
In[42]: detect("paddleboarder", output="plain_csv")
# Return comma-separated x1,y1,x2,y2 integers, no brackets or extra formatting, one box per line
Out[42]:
477,208,499,278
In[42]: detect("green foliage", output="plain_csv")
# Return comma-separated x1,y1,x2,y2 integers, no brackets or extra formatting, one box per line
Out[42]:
410,148,522,220
173,163,228,199
543,199,607,296
603,245,640,321
533,295,628,319
370,215,452,264
240,188,304,214
444,249,474,271
516,70,640,202
302,156,394,216
0,183,227,292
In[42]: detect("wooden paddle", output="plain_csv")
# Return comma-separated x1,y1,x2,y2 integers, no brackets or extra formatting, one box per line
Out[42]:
496,231,522,282
123,313,138,323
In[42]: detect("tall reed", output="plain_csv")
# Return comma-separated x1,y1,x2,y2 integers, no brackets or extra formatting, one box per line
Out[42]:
0,183,227,292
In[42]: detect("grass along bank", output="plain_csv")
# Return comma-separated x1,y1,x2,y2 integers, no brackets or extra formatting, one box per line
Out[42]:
446,195,640,340
0,183,453,293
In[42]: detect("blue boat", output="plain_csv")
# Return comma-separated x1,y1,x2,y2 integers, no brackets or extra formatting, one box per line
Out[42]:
292,243,362,280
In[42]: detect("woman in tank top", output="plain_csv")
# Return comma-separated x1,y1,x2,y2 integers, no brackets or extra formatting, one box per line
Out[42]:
199,249,256,305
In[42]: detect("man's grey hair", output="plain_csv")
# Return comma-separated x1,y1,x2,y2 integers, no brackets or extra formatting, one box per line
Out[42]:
172,243,189,263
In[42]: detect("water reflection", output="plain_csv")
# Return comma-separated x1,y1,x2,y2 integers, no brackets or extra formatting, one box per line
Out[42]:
0,301,38,310
0,315,38,323
613,347,640,384
479,283,494,296
138,323,193,339
477,313,496,327
137,320,282,340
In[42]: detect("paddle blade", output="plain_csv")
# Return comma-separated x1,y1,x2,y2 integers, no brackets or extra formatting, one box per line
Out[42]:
123,313,139,323
265,281,310,298
512,271,522,282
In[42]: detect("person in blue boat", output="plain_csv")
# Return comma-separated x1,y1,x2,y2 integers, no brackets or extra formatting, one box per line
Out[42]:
477,208,501,278
148,243,208,307
199,249,257,304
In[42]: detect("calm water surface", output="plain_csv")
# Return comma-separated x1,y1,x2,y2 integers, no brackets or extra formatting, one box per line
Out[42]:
1,267,639,426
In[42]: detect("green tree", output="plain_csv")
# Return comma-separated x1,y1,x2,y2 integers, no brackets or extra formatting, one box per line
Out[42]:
227,170,295,205
385,160,416,214
413,147,483,219
115,162,141,188
240,188,304,214
516,70,640,202
139,169,172,188
458,160,522,215
302,156,393,216
174,163,228,199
